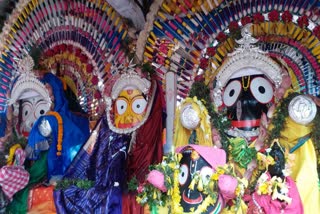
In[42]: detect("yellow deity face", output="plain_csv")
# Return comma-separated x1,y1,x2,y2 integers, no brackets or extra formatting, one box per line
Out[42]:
114,88,148,129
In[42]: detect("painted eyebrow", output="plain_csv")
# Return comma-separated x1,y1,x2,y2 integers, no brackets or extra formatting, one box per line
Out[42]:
117,96,129,101
21,99,47,103
118,94,145,100
21,100,33,104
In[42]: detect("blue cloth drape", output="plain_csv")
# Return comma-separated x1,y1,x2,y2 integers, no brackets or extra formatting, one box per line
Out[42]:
54,117,130,214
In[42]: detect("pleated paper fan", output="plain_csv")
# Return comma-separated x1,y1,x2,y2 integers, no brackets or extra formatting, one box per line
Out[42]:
140,0,320,99
0,0,130,118
0,0,319,116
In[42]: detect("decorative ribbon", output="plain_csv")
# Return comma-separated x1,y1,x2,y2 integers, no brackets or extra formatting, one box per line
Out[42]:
289,135,310,153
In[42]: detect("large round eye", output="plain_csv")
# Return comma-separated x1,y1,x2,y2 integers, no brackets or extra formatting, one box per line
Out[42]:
131,98,147,114
21,102,32,121
200,166,213,185
179,164,189,186
250,77,273,104
34,101,50,119
223,80,242,106
115,99,128,115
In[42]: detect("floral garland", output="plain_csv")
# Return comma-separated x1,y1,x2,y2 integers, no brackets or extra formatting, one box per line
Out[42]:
172,165,219,214
131,151,247,213
256,172,292,204
189,81,230,151
47,111,63,156
129,151,181,209
257,139,295,177
210,165,248,212
267,92,320,178
266,92,302,143
253,139,296,211
189,81,319,175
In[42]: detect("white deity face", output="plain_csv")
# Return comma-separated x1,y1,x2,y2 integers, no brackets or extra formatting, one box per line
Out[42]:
17,96,50,137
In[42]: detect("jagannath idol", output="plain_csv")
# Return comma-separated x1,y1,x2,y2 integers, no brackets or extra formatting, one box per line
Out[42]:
131,144,249,213
131,86,248,213
6,51,90,213
7,51,52,140
0,54,49,211
53,63,165,213
211,25,282,148
204,24,320,213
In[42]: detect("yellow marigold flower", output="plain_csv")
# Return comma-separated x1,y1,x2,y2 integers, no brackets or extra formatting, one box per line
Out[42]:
168,162,176,169
211,173,219,181
257,153,264,161
192,96,198,102
217,168,225,175
235,186,241,196
258,183,269,195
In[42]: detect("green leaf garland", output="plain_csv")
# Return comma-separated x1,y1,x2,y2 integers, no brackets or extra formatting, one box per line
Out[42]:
189,81,231,151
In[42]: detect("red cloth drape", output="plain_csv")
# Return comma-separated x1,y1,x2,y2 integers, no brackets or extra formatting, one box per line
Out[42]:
122,81,165,214
126,81,165,183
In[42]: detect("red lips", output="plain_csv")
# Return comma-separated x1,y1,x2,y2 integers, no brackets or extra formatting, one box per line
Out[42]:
182,190,203,204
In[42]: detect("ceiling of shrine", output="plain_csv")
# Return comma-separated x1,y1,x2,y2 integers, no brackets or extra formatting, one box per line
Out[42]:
0,0,319,120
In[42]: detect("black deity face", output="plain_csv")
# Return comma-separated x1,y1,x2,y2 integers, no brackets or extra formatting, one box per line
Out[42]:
223,75,274,132
178,147,220,213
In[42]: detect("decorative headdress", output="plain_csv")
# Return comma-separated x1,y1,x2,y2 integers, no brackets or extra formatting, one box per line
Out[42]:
213,24,282,107
8,54,51,115
105,63,155,134
110,64,151,100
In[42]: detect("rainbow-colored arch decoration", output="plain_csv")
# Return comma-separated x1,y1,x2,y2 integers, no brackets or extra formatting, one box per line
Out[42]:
0,0,129,117
142,0,320,100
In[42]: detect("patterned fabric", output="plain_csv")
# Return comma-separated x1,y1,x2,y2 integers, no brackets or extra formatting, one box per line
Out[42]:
54,82,165,213
0,148,29,201
0,165,29,200
6,151,48,213
54,116,130,214
28,185,56,214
